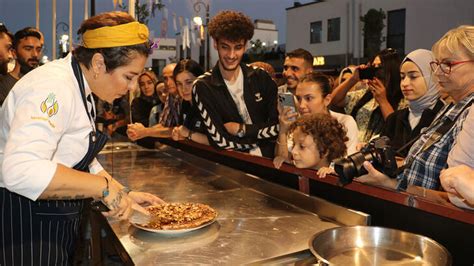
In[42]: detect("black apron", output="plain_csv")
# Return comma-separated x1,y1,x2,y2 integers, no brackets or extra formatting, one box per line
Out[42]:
0,57,108,266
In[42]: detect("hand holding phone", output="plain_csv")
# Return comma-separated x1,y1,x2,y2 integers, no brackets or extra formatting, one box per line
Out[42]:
278,92,297,116
278,92,297,125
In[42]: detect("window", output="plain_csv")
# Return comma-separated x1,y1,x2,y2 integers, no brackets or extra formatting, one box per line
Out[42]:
159,45,177,51
387,9,406,55
327,17,340,42
310,21,322,44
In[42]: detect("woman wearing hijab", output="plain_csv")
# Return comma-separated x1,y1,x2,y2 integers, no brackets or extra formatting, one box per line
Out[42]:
382,49,445,157
337,65,356,86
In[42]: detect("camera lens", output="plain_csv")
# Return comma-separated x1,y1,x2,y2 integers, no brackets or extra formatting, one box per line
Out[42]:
334,150,375,185
334,157,357,185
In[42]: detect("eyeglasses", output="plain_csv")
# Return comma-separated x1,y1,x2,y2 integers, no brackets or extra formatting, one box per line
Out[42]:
430,60,474,74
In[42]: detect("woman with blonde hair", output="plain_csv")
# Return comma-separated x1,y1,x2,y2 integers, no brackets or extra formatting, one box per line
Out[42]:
131,70,159,126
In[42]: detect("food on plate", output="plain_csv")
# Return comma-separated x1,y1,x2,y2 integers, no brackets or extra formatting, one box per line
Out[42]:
139,203,217,230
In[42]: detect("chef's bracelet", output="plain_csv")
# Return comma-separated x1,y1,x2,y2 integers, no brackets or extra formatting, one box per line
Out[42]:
101,176,110,199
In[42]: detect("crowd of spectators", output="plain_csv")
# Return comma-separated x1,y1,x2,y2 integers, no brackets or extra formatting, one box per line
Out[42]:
1,14,473,210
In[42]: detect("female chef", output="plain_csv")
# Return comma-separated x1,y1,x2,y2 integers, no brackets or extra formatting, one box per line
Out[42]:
0,11,163,265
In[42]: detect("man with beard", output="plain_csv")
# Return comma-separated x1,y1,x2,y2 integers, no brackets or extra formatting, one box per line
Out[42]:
280,48,314,94
192,10,279,158
0,24,13,76
0,27,43,104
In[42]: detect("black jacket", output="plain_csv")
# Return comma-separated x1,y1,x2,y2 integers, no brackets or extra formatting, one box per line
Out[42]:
131,96,158,127
181,100,205,134
382,99,445,157
192,62,279,158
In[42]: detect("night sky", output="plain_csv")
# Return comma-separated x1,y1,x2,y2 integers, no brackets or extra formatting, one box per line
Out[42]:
0,0,313,59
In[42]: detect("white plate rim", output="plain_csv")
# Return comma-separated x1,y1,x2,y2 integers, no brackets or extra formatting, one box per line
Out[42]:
131,217,217,234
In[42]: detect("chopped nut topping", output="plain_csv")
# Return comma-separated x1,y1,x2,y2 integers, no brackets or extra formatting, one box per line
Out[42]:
140,203,217,230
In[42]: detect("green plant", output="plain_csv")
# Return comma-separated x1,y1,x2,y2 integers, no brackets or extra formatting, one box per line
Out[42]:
248,39,266,62
249,39,263,53
119,0,164,25
361,8,386,60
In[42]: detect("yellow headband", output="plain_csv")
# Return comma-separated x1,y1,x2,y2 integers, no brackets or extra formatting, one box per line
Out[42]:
82,21,149,49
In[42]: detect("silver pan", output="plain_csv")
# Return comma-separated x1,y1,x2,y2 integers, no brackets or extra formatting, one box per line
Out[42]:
309,226,451,266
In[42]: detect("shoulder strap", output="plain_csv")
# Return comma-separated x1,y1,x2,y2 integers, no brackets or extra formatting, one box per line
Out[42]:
71,57,94,124
71,56,96,139
397,99,473,174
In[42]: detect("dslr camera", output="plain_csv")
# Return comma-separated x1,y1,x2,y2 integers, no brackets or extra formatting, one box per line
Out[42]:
334,136,398,185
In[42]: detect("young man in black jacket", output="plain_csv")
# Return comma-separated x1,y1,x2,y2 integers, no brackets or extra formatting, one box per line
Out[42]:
192,10,279,158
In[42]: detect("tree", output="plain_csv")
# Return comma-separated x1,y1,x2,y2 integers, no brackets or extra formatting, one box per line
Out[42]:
119,0,164,25
361,8,386,60
247,39,266,62
249,39,264,54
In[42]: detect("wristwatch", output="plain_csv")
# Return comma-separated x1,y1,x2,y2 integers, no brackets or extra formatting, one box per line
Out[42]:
187,130,194,141
237,123,246,138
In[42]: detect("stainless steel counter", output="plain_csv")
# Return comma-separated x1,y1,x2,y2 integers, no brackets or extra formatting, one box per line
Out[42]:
97,142,369,264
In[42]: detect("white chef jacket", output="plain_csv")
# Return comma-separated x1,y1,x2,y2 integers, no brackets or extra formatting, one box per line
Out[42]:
0,54,104,201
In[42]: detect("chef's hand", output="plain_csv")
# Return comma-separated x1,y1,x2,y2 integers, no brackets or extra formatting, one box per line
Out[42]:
102,179,134,220
129,191,165,206
354,161,397,189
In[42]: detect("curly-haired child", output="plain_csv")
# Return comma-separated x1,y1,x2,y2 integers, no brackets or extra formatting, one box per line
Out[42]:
274,113,348,177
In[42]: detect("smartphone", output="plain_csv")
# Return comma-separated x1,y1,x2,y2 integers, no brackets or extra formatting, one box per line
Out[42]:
278,92,296,109
278,92,297,121
91,200,110,212
359,66,378,80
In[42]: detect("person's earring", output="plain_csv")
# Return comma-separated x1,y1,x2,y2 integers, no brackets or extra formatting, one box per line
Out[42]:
94,73,98,79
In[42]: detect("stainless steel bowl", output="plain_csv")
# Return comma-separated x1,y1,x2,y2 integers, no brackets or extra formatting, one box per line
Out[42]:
309,226,451,265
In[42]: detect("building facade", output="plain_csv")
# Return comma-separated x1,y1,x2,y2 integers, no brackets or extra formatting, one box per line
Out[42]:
286,0,474,69
252,19,279,49
146,37,177,74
